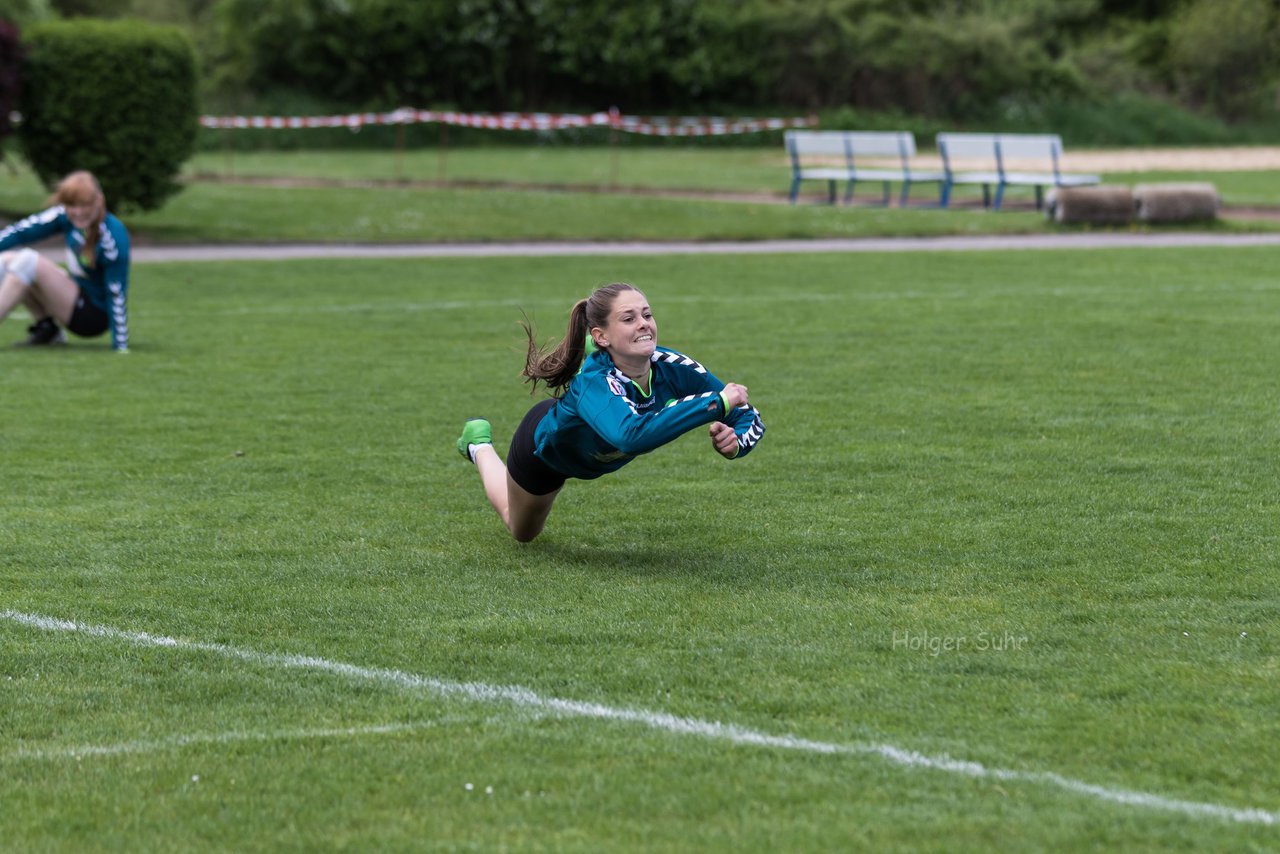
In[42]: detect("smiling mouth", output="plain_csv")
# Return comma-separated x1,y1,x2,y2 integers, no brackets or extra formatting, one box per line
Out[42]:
636,334,653,342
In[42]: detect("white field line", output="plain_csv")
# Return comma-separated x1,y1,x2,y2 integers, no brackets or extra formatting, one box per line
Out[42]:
3,609,1277,827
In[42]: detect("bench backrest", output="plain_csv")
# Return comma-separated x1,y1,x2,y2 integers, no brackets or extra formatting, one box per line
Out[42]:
845,131,916,159
994,134,1062,160
936,132,1064,170
785,130,916,165
785,131,849,158
936,133,1000,160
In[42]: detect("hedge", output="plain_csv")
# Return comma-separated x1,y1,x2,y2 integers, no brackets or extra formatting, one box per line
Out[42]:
18,18,198,211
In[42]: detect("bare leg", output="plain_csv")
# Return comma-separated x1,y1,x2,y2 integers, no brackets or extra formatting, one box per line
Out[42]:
473,445,559,543
0,256,80,326
0,273,34,321
21,290,50,322
29,257,80,324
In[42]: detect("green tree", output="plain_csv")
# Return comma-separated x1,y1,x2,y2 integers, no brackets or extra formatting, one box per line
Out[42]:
0,0,52,26
1166,0,1278,119
18,18,198,210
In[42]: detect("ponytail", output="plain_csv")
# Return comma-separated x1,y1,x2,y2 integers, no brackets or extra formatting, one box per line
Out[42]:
522,282,638,395
521,300,590,394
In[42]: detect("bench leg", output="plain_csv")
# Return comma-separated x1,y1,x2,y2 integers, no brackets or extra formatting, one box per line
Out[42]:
899,179,912,207
1035,186,1044,210
828,180,837,205
789,177,801,204
982,185,992,208
843,180,855,205
940,181,952,208
994,183,1006,210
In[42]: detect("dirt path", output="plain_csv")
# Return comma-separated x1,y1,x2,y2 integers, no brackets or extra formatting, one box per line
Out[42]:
1060,146,1280,172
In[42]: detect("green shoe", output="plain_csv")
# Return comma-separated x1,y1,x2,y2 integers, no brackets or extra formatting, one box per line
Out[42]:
456,418,492,461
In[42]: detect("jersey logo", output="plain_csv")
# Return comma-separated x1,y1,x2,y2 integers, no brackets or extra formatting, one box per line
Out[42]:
605,371,641,415
606,373,627,399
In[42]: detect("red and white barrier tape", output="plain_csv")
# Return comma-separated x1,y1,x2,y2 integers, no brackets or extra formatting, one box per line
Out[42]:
199,108,816,136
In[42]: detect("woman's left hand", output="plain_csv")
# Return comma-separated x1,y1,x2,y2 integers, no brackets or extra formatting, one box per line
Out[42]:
709,422,738,459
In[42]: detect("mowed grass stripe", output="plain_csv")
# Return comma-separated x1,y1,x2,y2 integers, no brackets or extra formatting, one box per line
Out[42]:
8,720,460,761
127,268,1280,321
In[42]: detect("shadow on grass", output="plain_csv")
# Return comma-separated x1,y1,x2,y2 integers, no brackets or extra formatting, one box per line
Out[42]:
528,535,833,588
532,539,733,579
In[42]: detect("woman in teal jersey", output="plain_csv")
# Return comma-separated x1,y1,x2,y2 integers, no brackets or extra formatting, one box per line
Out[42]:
456,282,765,542
0,171,131,351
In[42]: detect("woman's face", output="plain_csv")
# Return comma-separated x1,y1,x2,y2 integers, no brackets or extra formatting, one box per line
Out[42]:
65,200,100,231
594,290,657,362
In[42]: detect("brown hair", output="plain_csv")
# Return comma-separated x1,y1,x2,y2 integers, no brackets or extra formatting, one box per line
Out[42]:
49,171,106,257
522,282,639,395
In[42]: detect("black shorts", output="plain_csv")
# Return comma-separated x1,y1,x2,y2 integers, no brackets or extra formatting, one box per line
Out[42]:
507,398,567,496
67,293,109,338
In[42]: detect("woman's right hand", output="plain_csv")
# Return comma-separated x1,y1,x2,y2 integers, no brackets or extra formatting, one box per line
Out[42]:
721,382,749,410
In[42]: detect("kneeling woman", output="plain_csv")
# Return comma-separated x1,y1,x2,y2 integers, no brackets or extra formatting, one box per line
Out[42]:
457,282,765,542
0,171,130,351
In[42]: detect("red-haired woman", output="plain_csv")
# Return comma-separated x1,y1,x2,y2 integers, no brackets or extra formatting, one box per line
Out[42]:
0,170,131,351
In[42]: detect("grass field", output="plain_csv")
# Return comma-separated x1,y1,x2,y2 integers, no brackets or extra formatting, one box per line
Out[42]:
184,146,1280,206
2,247,1277,850
3,147,1280,245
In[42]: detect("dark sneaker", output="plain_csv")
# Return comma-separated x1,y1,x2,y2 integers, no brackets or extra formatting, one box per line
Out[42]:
15,318,66,347
456,419,492,461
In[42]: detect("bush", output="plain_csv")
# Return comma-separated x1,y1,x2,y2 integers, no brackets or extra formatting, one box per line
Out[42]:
18,18,198,210
747,0,1090,117
194,0,1280,144
1027,93,1233,146
209,0,756,112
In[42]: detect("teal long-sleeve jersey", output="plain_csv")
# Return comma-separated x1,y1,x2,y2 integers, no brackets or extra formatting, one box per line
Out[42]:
0,206,131,351
533,345,765,480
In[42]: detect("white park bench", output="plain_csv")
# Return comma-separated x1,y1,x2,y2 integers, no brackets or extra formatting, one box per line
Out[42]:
935,133,1100,210
785,130,946,206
